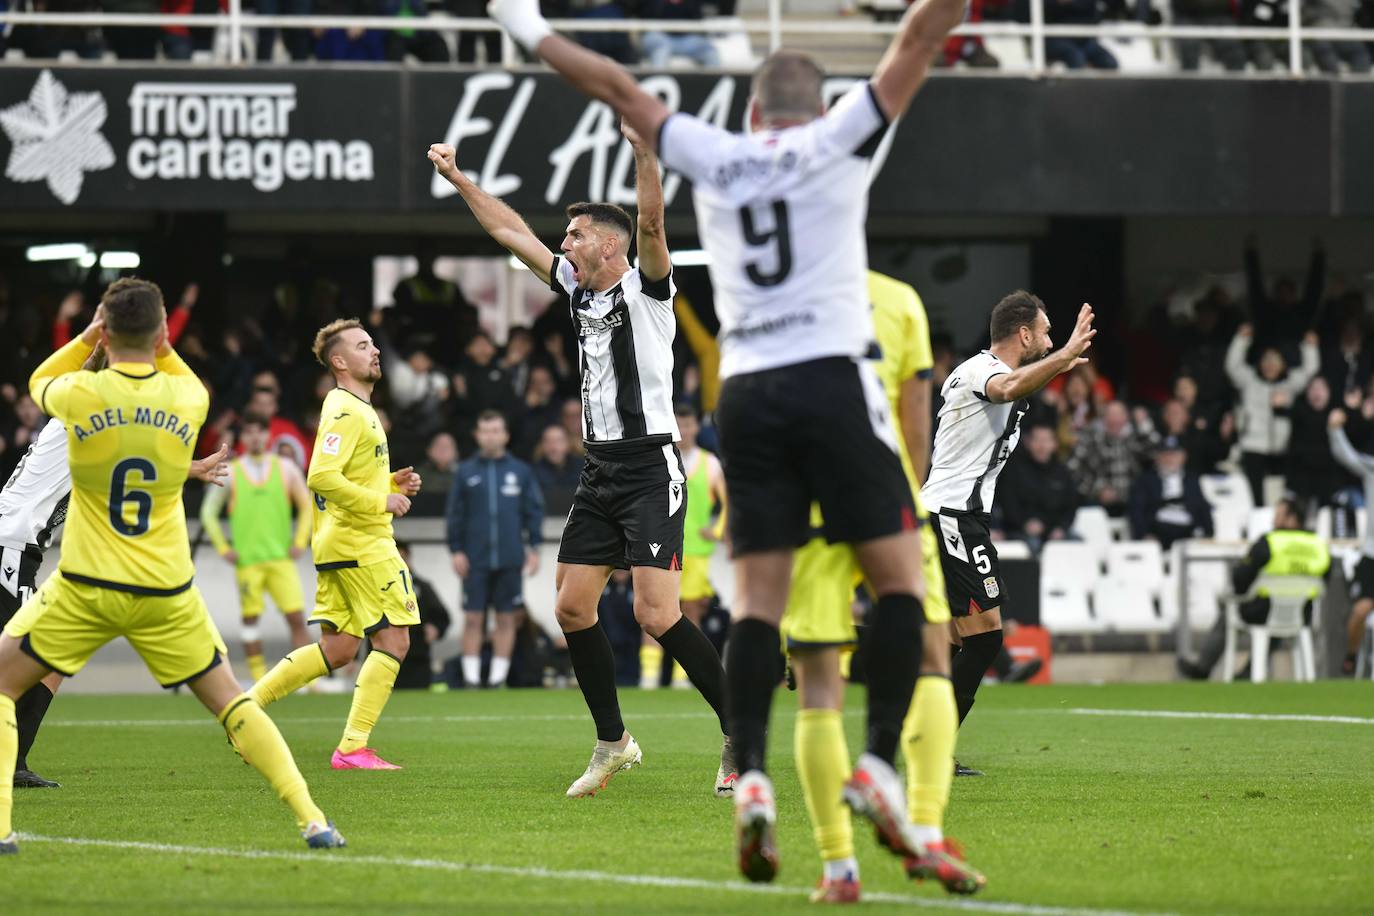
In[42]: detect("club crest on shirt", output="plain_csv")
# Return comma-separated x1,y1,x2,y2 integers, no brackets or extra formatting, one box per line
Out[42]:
983,577,1000,599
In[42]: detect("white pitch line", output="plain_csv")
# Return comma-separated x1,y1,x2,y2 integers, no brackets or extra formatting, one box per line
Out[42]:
43,712,723,729
1063,708,1374,726
18,834,1173,916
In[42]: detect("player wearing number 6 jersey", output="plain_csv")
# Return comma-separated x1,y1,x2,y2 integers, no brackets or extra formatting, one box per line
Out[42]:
0,279,343,855
483,0,970,882
249,319,423,771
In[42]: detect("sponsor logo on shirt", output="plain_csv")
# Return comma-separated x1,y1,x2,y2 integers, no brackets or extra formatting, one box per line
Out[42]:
321,433,341,455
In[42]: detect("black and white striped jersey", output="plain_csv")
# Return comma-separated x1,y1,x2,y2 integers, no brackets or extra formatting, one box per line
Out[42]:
550,257,681,450
921,352,1029,515
656,81,889,380
0,417,71,559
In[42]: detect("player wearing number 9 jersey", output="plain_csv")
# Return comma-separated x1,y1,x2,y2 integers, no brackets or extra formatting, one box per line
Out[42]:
0,279,344,856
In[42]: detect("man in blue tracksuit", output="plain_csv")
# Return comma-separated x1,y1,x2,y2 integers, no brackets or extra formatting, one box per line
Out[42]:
447,410,544,687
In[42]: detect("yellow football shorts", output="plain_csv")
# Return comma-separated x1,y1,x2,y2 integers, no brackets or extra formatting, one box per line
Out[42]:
681,554,714,602
236,558,305,619
4,572,229,687
309,553,421,639
781,520,951,649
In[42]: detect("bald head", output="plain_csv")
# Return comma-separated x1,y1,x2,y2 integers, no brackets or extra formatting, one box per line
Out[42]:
752,50,825,123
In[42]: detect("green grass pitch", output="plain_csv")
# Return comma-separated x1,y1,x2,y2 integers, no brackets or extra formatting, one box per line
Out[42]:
6,681,1373,914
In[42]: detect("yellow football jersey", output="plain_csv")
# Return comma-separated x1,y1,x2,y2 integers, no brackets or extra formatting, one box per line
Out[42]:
868,270,934,513
306,387,398,568
29,338,208,592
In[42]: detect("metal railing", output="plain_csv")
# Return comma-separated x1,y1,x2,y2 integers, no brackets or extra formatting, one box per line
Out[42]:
2,0,1373,76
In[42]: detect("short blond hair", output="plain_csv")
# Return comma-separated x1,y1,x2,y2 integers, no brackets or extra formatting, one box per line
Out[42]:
312,318,364,368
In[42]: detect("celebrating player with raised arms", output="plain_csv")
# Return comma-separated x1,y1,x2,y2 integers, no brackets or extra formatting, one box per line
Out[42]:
483,0,970,883
249,319,422,771
429,121,735,799
0,281,342,854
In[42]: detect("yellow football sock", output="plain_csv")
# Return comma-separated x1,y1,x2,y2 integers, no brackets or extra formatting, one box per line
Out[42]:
219,695,325,830
903,675,957,828
247,653,267,683
670,661,689,686
0,694,15,837
639,644,663,688
795,707,854,862
250,644,330,707
338,650,400,754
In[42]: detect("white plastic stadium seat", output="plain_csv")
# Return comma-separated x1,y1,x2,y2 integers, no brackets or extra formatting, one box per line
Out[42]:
1221,575,1323,683
1201,473,1253,541
1105,541,1166,594
1093,578,1170,633
1071,506,1114,565
1039,542,1106,634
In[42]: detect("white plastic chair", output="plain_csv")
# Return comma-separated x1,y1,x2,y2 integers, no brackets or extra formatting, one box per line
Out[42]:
1071,506,1114,565
1221,575,1322,683
1106,541,1166,592
1202,473,1253,540
1039,541,1105,634
1093,577,1170,632
1245,507,1275,540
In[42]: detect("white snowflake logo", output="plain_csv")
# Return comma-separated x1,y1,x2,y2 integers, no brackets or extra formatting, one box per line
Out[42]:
0,70,115,206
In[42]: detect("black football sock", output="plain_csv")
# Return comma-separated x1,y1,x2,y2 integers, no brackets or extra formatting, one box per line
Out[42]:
14,681,54,772
864,593,924,765
951,629,1003,726
656,616,729,734
724,617,780,774
564,622,626,743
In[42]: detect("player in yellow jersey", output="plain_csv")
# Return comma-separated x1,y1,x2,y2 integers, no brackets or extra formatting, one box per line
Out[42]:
200,412,313,683
782,271,984,900
249,318,422,770
0,279,343,855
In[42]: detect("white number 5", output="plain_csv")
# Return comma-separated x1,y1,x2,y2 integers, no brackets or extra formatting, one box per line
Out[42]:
972,545,992,575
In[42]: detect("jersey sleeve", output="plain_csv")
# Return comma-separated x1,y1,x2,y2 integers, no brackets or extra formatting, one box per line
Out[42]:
815,82,890,160
549,256,577,295
306,408,387,516
29,337,94,422
634,266,676,306
658,113,738,184
908,291,933,378
968,358,1011,401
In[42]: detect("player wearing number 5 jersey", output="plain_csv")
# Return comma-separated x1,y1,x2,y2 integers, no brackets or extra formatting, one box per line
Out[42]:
922,293,1096,763
0,279,343,855
249,319,423,771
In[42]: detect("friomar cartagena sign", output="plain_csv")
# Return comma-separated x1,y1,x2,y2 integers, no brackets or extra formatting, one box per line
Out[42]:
0,65,1348,215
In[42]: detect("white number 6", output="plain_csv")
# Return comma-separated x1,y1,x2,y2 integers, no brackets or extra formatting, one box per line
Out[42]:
972,545,992,574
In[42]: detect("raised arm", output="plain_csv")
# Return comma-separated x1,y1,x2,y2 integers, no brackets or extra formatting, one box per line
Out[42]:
486,0,671,147
1327,409,1374,478
1283,331,1321,394
623,121,670,285
985,303,1097,404
427,143,557,284
869,0,969,120
1224,325,1257,388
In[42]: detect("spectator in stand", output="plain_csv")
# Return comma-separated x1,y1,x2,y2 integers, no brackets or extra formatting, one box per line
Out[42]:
559,396,585,456
1321,315,1374,399
53,284,197,349
451,0,501,62
417,430,460,499
1226,323,1320,505
1308,0,1371,73
211,328,257,413
639,0,719,68
1068,400,1156,517
369,312,449,453
3,0,103,59
391,242,477,367
312,0,386,60
1176,290,1241,420
1159,396,1234,476
256,0,313,61
1048,369,1097,459
451,331,518,430
1239,0,1283,69
515,365,561,458
390,541,454,690
1244,236,1325,363
1286,377,1356,511
12,395,44,454
500,326,536,402
542,0,638,64
382,0,450,61
1172,0,1245,70
998,424,1078,554
532,424,584,517
447,411,544,689
1128,436,1214,549
540,327,577,394
1326,407,1374,674
1019,0,1118,69
241,376,312,469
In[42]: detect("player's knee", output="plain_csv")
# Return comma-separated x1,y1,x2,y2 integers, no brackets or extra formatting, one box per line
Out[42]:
554,599,594,632
321,639,357,670
632,596,677,633
374,625,410,656
463,612,485,633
